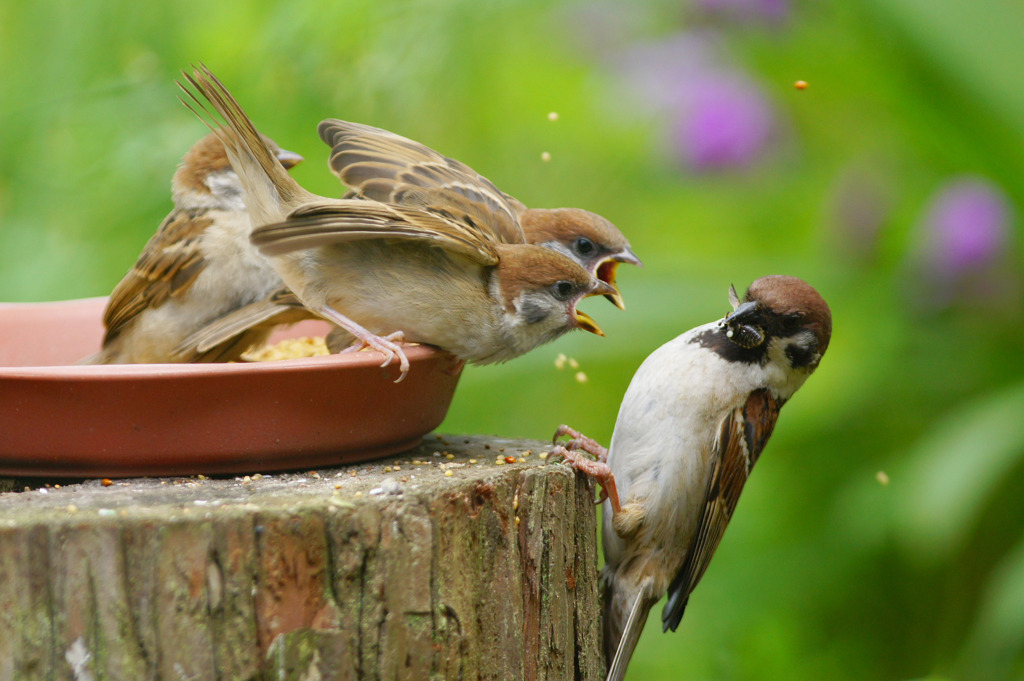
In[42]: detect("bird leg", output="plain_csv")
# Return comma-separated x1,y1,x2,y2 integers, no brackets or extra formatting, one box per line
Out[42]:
549,425,620,513
316,305,410,382
552,424,609,462
340,330,406,352
549,445,621,514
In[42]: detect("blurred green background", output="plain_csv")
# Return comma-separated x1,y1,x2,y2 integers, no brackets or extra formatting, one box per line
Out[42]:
2,0,1023,679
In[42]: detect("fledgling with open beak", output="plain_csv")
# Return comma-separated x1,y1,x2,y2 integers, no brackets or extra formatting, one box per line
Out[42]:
549,276,832,681
317,119,642,308
176,121,641,356
80,132,303,364
517,208,640,309
177,65,612,380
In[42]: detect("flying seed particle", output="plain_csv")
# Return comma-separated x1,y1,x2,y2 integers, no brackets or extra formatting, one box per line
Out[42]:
794,80,808,90
575,371,588,383
568,357,579,369
548,111,559,121
876,471,890,485
541,151,552,162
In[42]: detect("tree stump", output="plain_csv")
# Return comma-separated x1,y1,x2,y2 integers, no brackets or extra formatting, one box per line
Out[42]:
0,435,603,681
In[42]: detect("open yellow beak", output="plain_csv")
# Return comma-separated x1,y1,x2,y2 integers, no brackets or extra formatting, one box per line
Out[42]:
596,261,625,310
574,309,605,337
597,249,641,310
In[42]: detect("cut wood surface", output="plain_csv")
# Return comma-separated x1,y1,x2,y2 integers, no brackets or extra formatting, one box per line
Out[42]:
0,435,603,681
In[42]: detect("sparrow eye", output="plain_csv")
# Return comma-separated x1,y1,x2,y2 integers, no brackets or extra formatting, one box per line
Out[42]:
552,280,576,301
573,237,596,257
781,313,802,330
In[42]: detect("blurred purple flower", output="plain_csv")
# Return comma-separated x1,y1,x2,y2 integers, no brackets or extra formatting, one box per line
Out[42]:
613,32,779,173
670,71,776,171
694,0,789,25
919,177,1013,279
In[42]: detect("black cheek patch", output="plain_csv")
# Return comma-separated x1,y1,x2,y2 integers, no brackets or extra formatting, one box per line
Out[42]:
785,340,818,368
520,300,549,325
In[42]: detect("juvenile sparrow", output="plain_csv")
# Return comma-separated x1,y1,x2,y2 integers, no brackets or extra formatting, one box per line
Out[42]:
519,208,640,310
178,66,612,379
318,119,642,308
81,132,303,364
549,276,832,681
177,121,642,356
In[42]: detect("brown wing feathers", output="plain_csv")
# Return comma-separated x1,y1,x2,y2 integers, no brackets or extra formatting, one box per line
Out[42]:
661,388,782,632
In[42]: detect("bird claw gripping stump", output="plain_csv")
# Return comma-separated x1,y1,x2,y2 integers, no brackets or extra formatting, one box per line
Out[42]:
549,424,621,514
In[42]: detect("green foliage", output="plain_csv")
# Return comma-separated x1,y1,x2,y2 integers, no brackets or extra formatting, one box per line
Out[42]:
1,0,1022,678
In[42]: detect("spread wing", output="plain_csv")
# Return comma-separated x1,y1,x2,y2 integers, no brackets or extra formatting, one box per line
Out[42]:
102,209,211,344
661,388,783,632
318,119,526,245
250,198,500,266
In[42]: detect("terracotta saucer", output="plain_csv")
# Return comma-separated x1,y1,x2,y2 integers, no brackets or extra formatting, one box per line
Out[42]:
0,298,463,478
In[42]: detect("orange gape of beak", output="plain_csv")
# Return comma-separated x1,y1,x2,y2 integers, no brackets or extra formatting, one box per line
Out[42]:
597,260,625,310
597,247,641,310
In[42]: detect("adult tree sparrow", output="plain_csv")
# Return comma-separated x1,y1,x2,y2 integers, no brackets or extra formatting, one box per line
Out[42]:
550,275,832,681
81,132,303,364
179,66,612,379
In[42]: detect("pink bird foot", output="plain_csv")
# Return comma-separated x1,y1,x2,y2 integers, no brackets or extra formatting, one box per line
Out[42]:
548,445,621,513
318,306,410,382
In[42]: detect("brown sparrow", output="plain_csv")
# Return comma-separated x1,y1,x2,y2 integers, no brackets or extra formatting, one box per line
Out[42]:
81,131,303,364
549,276,832,681
519,208,640,310
319,118,642,308
177,121,641,355
178,65,613,380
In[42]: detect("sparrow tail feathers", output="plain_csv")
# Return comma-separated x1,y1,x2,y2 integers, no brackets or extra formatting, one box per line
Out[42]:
606,585,654,681
178,64,304,213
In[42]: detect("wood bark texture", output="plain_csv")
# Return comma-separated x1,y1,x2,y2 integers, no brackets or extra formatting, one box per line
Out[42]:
0,435,603,681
